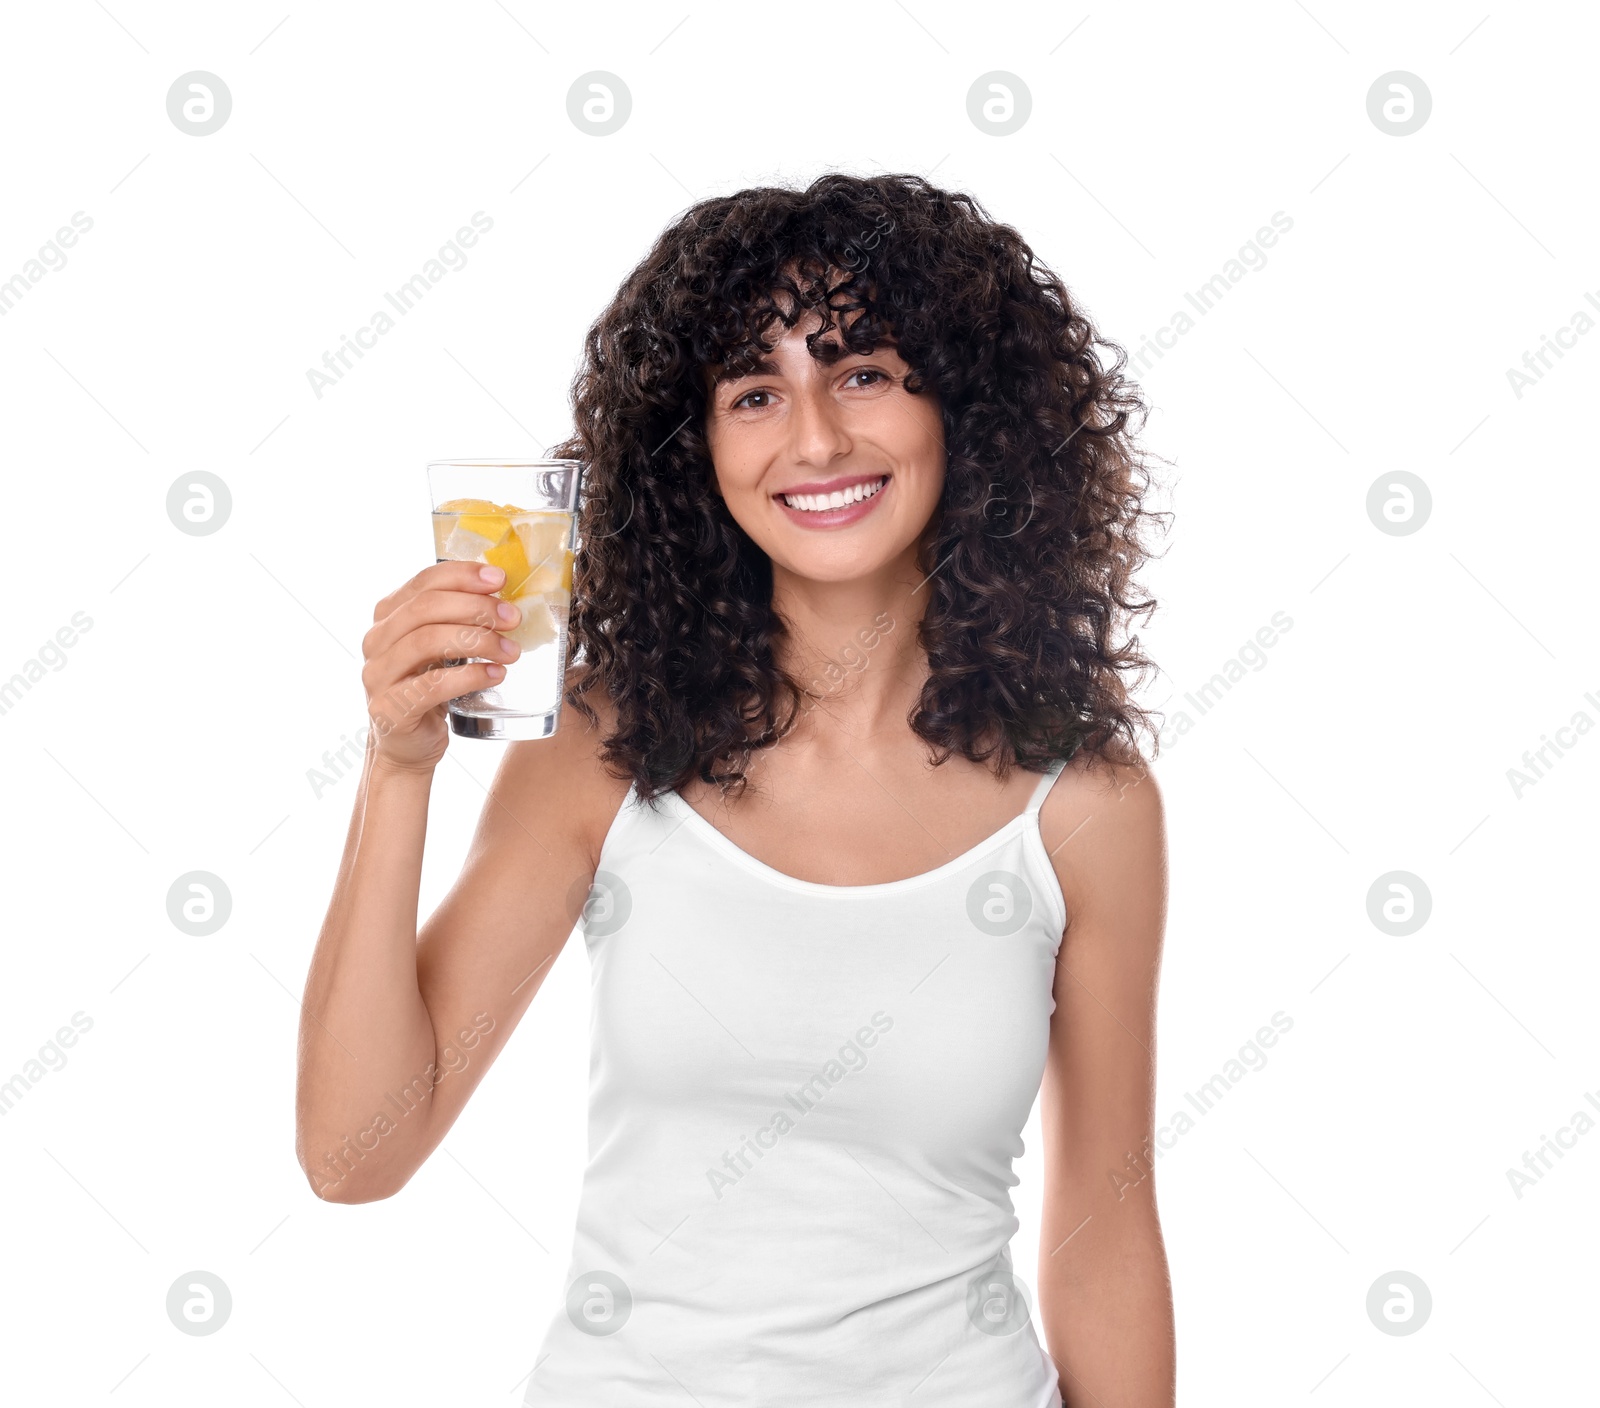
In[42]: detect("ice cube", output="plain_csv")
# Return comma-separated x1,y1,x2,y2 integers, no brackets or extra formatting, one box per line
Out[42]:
507,596,557,651
442,523,497,562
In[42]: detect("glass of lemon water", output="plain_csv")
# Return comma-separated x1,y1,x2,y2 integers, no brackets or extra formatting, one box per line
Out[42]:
426,459,583,741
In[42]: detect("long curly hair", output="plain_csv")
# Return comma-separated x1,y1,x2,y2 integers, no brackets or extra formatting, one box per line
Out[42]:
547,170,1166,802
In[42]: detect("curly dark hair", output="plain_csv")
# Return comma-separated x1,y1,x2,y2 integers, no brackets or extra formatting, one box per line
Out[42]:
547,170,1166,802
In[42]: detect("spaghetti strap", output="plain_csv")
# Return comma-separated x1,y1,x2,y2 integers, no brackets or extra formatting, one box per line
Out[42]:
1024,757,1070,817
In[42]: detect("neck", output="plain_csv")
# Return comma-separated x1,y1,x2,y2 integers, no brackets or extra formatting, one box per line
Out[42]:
768,555,932,752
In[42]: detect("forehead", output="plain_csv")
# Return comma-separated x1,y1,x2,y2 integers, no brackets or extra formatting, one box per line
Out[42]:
702,276,896,385
706,322,901,388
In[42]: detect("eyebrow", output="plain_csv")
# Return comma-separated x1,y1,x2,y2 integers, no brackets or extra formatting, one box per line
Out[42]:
710,340,884,389
710,357,779,388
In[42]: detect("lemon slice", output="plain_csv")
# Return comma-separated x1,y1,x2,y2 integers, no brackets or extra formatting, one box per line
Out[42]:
483,530,532,594
434,503,559,599
513,513,570,568
454,511,510,542
516,555,562,595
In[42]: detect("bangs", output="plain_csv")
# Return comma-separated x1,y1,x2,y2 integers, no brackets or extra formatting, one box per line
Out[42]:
693,255,895,389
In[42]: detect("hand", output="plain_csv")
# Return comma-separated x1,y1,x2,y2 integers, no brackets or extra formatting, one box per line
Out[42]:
360,561,522,773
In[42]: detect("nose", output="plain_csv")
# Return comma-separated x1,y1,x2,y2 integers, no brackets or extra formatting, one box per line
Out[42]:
786,379,852,469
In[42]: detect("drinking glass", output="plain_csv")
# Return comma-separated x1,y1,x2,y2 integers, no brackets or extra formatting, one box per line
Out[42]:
426,459,583,741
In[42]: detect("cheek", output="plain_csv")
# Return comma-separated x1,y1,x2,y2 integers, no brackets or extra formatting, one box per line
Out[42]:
706,429,759,497
904,469,944,523
903,411,946,488
895,396,945,462
715,457,770,506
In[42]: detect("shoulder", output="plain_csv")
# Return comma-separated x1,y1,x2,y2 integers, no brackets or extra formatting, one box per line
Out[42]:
1037,742,1167,931
488,665,634,871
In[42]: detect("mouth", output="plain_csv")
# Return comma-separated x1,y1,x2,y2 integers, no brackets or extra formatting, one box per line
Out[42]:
773,473,890,514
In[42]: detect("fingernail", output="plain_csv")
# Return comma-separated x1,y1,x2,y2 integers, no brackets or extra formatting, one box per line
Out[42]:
480,565,505,585
497,600,517,621
485,663,506,680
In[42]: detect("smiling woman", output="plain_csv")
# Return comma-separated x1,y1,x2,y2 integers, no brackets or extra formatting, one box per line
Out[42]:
706,313,946,561
558,172,1166,794
297,170,1176,1408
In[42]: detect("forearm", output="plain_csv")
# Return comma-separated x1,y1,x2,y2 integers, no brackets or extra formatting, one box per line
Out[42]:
1038,1202,1175,1407
295,739,440,1201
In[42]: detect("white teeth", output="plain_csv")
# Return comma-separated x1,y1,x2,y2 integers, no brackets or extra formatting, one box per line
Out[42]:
781,476,887,512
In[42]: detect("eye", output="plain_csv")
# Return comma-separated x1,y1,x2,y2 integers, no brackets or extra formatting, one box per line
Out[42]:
845,367,889,389
732,388,771,410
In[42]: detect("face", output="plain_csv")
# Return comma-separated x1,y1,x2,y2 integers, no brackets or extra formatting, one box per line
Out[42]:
703,307,945,584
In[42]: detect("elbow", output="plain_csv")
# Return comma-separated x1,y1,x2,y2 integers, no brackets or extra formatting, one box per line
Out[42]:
304,1163,405,1204
297,1140,407,1204
311,1178,396,1205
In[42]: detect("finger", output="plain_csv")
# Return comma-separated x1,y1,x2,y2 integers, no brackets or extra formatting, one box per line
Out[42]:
365,585,521,661
368,659,507,734
362,622,520,700
373,560,507,625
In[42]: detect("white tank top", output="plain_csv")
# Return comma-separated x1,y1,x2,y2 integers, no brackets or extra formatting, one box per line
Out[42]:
525,759,1070,1407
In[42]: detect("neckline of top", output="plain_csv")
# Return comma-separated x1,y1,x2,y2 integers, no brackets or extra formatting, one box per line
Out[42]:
651,758,1069,898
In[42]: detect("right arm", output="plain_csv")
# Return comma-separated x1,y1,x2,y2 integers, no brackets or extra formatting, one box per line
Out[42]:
294,560,624,1203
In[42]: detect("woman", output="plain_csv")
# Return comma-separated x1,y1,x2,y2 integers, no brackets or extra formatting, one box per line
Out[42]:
297,171,1175,1407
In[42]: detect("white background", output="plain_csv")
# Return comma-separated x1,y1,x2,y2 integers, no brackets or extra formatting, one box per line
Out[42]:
1,1,1595,1404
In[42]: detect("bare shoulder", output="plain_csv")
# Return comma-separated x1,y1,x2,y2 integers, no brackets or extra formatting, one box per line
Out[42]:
485,667,633,871
1037,741,1168,931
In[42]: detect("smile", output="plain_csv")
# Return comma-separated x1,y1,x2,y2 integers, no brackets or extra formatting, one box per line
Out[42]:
777,474,889,513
